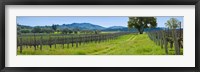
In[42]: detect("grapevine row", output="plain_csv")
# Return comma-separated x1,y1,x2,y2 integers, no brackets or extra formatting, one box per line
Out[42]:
147,29,183,55
17,32,133,53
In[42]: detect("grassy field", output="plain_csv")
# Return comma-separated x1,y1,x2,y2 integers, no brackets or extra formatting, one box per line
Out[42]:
17,33,183,55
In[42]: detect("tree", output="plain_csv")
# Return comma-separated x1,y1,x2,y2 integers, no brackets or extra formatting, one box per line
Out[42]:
69,30,73,34
165,18,181,55
80,30,86,34
17,26,21,35
61,28,73,34
20,29,31,33
94,30,101,34
56,29,61,32
31,26,42,33
165,18,180,29
61,28,69,34
73,28,79,34
41,28,54,33
128,17,157,34
52,24,59,31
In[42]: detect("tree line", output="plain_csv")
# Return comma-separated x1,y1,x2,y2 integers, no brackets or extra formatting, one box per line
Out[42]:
17,24,101,34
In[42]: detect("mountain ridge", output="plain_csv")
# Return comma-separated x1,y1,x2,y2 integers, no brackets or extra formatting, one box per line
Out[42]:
18,23,170,32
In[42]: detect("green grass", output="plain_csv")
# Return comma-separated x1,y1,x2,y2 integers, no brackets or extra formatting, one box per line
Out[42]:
17,33,183,55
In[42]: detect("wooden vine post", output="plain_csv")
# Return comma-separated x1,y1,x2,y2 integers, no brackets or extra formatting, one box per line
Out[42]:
62,35,65,49
19,34,23,54
49,34,52,48
163,30,168,55
40,35,43,50
72,36,74,47
172,29,180,55
76,36,78,48
34,33,37,50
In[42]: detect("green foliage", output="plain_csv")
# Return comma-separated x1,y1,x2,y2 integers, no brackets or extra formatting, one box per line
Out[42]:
165,18,181,29
94,30,101,34
56,29,61,32
17,26,21,31
52,24,59,31
41,28,54,33
128,17,157,34
17,26,21,35
80,30,94,34
69,30,73,34
61,28,73,34
73,28,79,34
20,29,31,33
31,26,42,33
17,24,33,29
61,28,69,34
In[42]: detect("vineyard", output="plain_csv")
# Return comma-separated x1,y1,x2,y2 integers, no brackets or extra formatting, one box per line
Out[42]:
17,30,183,55
17,32,133,54
147,29,183,55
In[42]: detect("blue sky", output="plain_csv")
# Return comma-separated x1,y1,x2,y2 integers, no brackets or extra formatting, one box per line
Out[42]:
17,16,183,28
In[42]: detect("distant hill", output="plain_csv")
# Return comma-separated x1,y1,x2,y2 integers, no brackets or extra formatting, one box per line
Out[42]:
58,23,106,30
17,24,33,29
107,26,127,29
102,26,136,32
57,23,138,32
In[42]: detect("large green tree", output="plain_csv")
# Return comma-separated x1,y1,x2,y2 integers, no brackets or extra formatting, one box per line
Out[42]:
128,17,157,34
